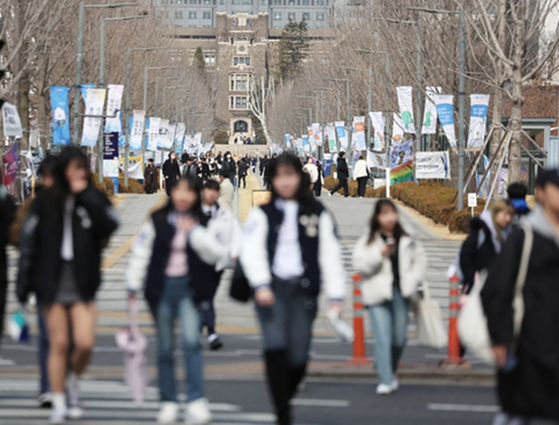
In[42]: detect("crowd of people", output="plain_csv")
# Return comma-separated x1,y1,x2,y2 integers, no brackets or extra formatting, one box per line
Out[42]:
1,147,558,425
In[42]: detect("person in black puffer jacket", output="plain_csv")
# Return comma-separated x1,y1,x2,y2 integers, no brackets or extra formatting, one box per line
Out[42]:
329,151,349,198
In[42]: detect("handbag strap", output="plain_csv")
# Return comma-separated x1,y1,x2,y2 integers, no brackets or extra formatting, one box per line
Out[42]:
512,223,533,337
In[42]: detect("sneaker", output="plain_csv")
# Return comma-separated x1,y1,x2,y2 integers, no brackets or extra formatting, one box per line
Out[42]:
66,373,83,419
328,192,333,197
376,383,392,395
185,398,211,424
208,334,223,351
157,402,179,424
39,392,53,408
390,379,399,392
49,407,67,424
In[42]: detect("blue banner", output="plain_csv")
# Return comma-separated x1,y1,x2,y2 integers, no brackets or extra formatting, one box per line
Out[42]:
50,86,71,145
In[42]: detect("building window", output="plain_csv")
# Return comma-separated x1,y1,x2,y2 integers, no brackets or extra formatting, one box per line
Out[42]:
233,56,251,66
189,0,197,4
273,12,282,20
230,74,250,91
189,11,197,19
203,11,211,19
175,11,183,18
302,12,310,21
230,96,248,110
288,12,296,21
204,54,216,65
288,0,295,4
273,0,281,5
301,0,310,4
203,0,211,3
316,0,324,4
316,12,325,20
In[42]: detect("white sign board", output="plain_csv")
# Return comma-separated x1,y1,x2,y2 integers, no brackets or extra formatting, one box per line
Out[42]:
468,193,478,208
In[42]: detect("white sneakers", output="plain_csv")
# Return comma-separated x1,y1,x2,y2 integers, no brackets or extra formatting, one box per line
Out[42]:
158,402,180,424
66,373,83,419
157,399,212,424
49,393,67,424
376,379,400,396
185,398,212,424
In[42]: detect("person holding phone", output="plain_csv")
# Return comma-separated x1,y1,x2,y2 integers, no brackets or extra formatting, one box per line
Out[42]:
352,200,426,395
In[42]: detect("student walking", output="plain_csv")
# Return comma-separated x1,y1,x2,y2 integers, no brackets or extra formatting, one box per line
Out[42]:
126,175,224,424
144,158,158,194
302,157,319,191
459,200,514,295
314,161,324,197
162,152,181,197
352,200,426,395
199,180,242,350
482,169,559,424
238,158,248,189
241,154,345,425
353,155,369,198
0,183,15,360
507,182,531,227
16,147,119,423
329,152,349,197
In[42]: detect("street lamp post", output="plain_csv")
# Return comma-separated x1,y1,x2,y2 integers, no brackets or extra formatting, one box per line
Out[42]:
73,2,138,146
144,66,179,113
324,77,351,151
408,6,466,210
341,66,372,149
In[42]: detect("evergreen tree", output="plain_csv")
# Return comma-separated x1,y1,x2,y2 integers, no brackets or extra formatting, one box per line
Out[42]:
276,20,309,82
193,46,206,72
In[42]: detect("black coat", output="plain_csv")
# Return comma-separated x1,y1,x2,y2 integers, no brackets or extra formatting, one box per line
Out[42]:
482,227,559,421
459,217,499,292
162,159,181,183
222,159,236,180
336,157,349,179
16,186,119,304
0,187,16,287
238,160,248,177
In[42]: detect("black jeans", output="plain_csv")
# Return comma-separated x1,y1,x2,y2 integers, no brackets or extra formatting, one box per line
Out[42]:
238,175,246,189
330,177,349,197
313,180,322,197
357,177,367,197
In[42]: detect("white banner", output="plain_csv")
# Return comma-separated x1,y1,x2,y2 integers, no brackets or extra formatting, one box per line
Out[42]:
367,150,387,169
433,94,456,149
130,110,146,151
312,123,322,147
416,151,451,179
352,116,366,150
174,122,186,151
467,94,490,151
147,117,160,151
421,86,441,135
2,102,23,139
392,113,405,145
81,88,106,147
158,119,173,150
335,121,348,150
396,86,416,134
326,123,337,153
369,112,385,151
127,161,144,180
104,84,124,133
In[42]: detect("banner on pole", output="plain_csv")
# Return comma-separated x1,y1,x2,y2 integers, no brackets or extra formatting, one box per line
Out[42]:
335,121,348,150
467,94,490,151
174,122,186,152
147,117,160,151
103,132,119,178
390,139,414,168
326,123,337,153
302,135,310,154
312,123,322,147
352,116,366,150
130,110,146,151
104,84,124,133
421,86,441,135
392,113,405,145
50,86,71,145
369,112,385,151
2,103,23,139
2,142,19,189
434,94,456,149
416,151,451,179
366,150,387,169
396,86,416,134
81,88,106,147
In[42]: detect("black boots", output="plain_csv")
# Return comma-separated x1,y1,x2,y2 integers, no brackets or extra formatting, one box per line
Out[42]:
264,350,292,425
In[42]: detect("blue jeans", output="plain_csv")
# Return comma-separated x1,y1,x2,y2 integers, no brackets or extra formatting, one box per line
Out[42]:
156,277,204,402
367,286,410,386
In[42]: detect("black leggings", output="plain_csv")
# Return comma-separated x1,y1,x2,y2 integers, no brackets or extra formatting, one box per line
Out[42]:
357,177,367,197
330,177,349,197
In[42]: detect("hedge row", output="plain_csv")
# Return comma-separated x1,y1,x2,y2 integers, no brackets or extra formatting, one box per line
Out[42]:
91,174,145,196
323,175,482,233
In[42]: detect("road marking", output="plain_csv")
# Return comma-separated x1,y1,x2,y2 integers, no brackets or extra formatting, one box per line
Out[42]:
427,403,499,413
292,399,351,408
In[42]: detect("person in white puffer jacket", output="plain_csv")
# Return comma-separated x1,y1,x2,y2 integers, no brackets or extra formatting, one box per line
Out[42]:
353,156,369,198
352,199,426,396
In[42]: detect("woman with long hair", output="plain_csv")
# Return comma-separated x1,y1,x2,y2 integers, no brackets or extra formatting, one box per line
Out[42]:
127,175,225,424
240,153,346,425
17,147,119,423
352,200,426,395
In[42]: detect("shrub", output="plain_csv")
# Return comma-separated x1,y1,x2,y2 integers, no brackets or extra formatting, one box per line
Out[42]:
92,174,115,197
118,177,144,194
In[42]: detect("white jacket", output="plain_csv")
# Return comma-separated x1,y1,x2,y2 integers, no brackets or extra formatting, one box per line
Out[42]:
205,204,243,272
352,233,426,305
218,178,235,211
353,159,369,179
240,206,346,300
303,163,319,184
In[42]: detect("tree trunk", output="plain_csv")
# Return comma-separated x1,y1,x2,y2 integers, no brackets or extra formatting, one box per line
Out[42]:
491,86,503,181
508,67,524,183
